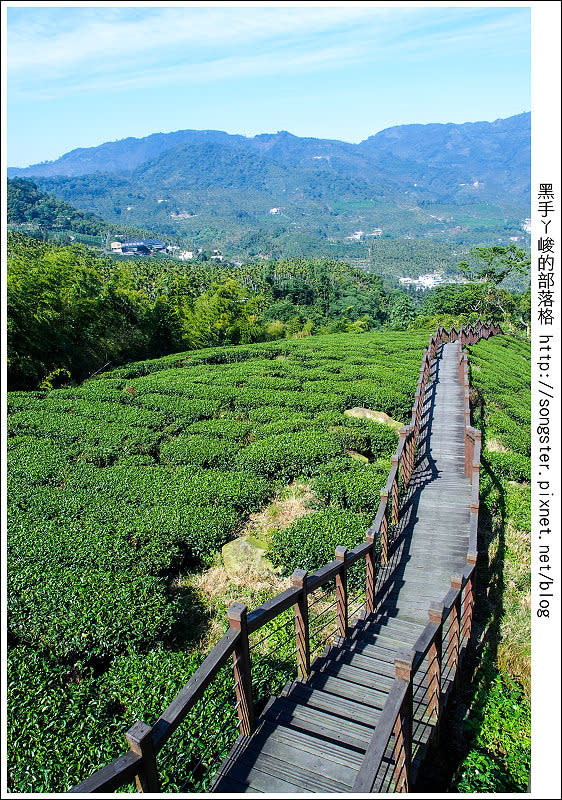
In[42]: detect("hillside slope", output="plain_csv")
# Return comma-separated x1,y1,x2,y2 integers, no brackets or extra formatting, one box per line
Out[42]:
7,115,530,258
7,329,428,791
8,114,530,205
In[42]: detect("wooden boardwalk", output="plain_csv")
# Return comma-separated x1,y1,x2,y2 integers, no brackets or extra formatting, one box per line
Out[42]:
72,323,501,796
212,343,473,793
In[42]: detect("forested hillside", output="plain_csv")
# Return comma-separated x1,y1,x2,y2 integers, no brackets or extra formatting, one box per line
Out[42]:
7,114,530,259
7,232,530,390
7,178,167,246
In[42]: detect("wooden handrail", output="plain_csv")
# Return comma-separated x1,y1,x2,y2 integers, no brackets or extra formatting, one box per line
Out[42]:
306,558,341,593
151,627,240,750
246,585,301,633
70,751,143,793
354,564,474,793
71,320,498,792
352,677,411,792
348,323,493,793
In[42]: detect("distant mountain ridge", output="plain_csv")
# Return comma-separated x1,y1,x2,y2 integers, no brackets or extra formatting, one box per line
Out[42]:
7,113,530,259
8,113,530,189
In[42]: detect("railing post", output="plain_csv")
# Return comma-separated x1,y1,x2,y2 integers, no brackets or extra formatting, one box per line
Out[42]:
335,546,349,639
394,650,414,792
380,490,389,564
464,429,469,478
228,602,255,736
365,531,376,615
448,576,462,682
125,721,161,793
391,457,399,523
398,427,409,486
413,393,421,439
470,475,480,517
472,428,482,476
421,349,429,385
461,570,474,650
409,429,416,479
292,569,310,680
427,603,444,724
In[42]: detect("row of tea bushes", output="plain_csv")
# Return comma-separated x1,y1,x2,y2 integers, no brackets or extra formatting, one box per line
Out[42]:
8,329,428,791
468,334,531,533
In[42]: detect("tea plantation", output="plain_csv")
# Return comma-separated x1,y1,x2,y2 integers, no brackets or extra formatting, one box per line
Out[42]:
7,330,429,792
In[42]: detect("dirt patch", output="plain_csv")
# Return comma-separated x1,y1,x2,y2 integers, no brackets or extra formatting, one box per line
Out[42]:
344,407,402,430
244,480,316,536
185,562,292,649
184,481,317,647
346,449,370,463
487,438,509,452
220,481,317,579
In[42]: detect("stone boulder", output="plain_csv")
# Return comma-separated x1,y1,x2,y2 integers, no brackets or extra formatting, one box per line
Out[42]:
344,407,402,431
221,535,277,578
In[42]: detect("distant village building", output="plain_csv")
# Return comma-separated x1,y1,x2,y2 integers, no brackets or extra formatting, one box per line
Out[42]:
118,239,167,255
269,207,283,215
210,249,223,261
110,241,122,253
170,211,198,219
178,250,195,261
346,229,382,241
399,272,445,291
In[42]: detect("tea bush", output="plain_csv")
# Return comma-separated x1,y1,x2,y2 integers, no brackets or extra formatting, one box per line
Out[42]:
236,431,341,481
159,434,238,468
456,668,530,792
313,460,390,512
484,450,530,483
8,328,429,791
269,510,371,574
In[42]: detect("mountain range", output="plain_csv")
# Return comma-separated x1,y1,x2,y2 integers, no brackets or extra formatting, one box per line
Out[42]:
8,113,530,259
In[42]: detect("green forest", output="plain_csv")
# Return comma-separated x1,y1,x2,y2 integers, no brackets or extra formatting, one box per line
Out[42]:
7,230,529,391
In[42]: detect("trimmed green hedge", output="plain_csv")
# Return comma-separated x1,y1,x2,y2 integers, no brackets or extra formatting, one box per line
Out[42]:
269,509,371,574
8,328,429,791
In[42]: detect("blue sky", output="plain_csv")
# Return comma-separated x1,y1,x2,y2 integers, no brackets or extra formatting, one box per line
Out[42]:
7,4,530,167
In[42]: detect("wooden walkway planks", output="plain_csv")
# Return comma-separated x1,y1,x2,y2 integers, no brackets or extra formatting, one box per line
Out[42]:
211,343,473,793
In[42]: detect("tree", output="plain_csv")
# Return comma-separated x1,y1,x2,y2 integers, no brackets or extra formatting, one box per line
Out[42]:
388,291,416,329
458,245,530,285
184,279,263,347
456,245,530,324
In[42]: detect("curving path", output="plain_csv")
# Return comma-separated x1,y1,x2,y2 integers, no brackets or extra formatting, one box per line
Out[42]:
212,342,473,793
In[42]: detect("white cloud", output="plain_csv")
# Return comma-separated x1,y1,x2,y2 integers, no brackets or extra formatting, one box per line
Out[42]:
10,42,367,102
7,6,392,72
7,6,529,102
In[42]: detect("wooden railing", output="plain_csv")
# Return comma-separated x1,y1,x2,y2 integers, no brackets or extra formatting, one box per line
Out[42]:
351,320,501,793
352,564,476,792
71,321,501,793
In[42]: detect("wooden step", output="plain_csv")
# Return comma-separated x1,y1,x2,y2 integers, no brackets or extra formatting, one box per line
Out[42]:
283,682,381,729
264,697,374,752
307,670,389,710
